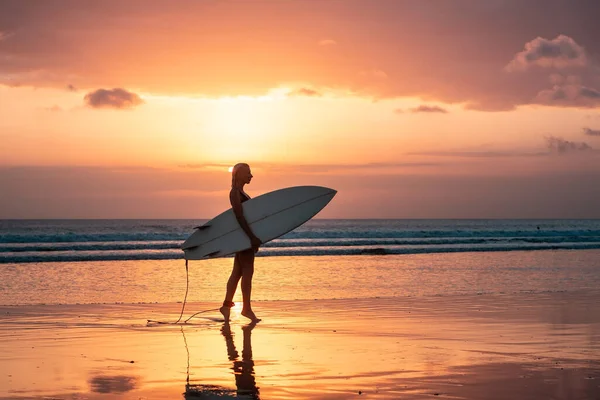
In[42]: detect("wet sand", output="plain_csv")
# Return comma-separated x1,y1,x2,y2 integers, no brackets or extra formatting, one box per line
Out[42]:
1,291,599,399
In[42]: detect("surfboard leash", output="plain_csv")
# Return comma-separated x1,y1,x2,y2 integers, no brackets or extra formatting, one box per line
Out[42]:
147,259,219,325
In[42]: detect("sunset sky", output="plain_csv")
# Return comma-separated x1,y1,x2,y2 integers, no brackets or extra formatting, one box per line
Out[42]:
1,0,600,218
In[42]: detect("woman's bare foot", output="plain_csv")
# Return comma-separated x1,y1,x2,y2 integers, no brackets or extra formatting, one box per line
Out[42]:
220,301,235,322
219,306,231,322
241,308,261,323
242,321,257,331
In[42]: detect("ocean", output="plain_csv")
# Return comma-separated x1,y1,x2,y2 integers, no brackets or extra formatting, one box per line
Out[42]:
1,219,599,305
2,219,600,263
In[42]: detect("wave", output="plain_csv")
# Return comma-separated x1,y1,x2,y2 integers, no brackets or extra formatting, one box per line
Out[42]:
2,220,599,263
2,235,600,253
0,233,186,244
280,229,600,240
2,229,600,244
2,242,600,263
0,241,182,252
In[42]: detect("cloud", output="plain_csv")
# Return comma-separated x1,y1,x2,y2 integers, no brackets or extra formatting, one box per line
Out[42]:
580,86,600,99
548,73,582,85
84,88,144,109
288,87,322,97
410,138,598,158
0,69,75,88
180,161,441,173
536,83,600,107
2,2,600,111
66,84,77,92
407,150,545,158
318,39,337,46
583,127,600,136
3,164,600,219
410,105,448,114
266,161,442,172
506,35,587,71
545,135,592,153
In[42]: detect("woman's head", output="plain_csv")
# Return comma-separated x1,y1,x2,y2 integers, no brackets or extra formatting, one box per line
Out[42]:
231,163,253,187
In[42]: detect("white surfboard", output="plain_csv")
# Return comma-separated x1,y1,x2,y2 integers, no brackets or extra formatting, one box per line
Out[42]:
182,186,336,260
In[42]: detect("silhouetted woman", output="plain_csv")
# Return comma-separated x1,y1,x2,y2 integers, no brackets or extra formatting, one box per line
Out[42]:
219,163,262,323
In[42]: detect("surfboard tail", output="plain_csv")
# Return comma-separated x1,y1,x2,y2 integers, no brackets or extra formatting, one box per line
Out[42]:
183,248,221,260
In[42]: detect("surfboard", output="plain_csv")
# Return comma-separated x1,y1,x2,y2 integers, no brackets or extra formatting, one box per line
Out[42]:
182,186,336,260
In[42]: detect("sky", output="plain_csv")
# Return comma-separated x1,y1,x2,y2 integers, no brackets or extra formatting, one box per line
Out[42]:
1,0,600,218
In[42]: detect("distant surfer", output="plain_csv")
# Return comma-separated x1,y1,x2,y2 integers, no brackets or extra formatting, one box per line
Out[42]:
220,163,262,323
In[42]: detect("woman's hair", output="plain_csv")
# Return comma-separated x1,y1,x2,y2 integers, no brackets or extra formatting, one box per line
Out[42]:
231,163,249,187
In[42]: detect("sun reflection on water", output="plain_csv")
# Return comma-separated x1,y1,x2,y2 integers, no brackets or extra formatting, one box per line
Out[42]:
232,301,243,317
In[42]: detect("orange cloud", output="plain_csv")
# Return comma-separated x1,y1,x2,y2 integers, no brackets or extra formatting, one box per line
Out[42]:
289,88,322,97
2,2,600,111
84,88,144,109
545,136,592,154
506,35,588,71
583,127,600,136
410,105,448,114
536,84,600,108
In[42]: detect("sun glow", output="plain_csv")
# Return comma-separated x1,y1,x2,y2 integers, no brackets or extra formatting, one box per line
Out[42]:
232,301,243,317
192,93,293,164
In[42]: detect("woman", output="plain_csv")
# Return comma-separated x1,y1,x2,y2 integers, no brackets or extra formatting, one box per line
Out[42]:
220,163,262,323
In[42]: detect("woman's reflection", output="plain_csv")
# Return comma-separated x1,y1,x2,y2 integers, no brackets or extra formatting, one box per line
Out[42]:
221,322,260,399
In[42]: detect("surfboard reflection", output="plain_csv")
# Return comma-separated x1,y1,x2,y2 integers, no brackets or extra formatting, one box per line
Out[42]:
222,322,260,399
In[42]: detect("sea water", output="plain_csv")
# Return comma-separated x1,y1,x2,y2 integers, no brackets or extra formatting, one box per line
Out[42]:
1,219,599,305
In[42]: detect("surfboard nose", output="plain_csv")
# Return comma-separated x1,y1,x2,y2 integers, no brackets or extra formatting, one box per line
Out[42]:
308,186,337,198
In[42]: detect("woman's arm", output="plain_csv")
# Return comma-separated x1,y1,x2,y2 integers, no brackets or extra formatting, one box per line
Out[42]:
230,189,261,250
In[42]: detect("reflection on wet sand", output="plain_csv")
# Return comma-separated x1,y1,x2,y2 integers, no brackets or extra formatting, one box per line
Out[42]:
222,322,260,399
1,292,599,399
183,322,259,399
182,327,234,399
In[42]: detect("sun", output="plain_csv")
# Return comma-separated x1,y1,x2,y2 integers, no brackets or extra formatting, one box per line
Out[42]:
198,96,282,163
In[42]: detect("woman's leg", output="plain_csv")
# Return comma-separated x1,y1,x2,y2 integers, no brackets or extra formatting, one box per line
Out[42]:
220,254,242,321
239,249,260,322
225,254,243,302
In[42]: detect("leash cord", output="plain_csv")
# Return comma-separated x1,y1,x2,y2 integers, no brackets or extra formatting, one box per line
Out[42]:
147,259,219,325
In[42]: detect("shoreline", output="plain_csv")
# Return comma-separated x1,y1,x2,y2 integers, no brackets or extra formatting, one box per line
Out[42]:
0,286,596,308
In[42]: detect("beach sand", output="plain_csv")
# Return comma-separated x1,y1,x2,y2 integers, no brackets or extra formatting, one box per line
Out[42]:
1,291,599,399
